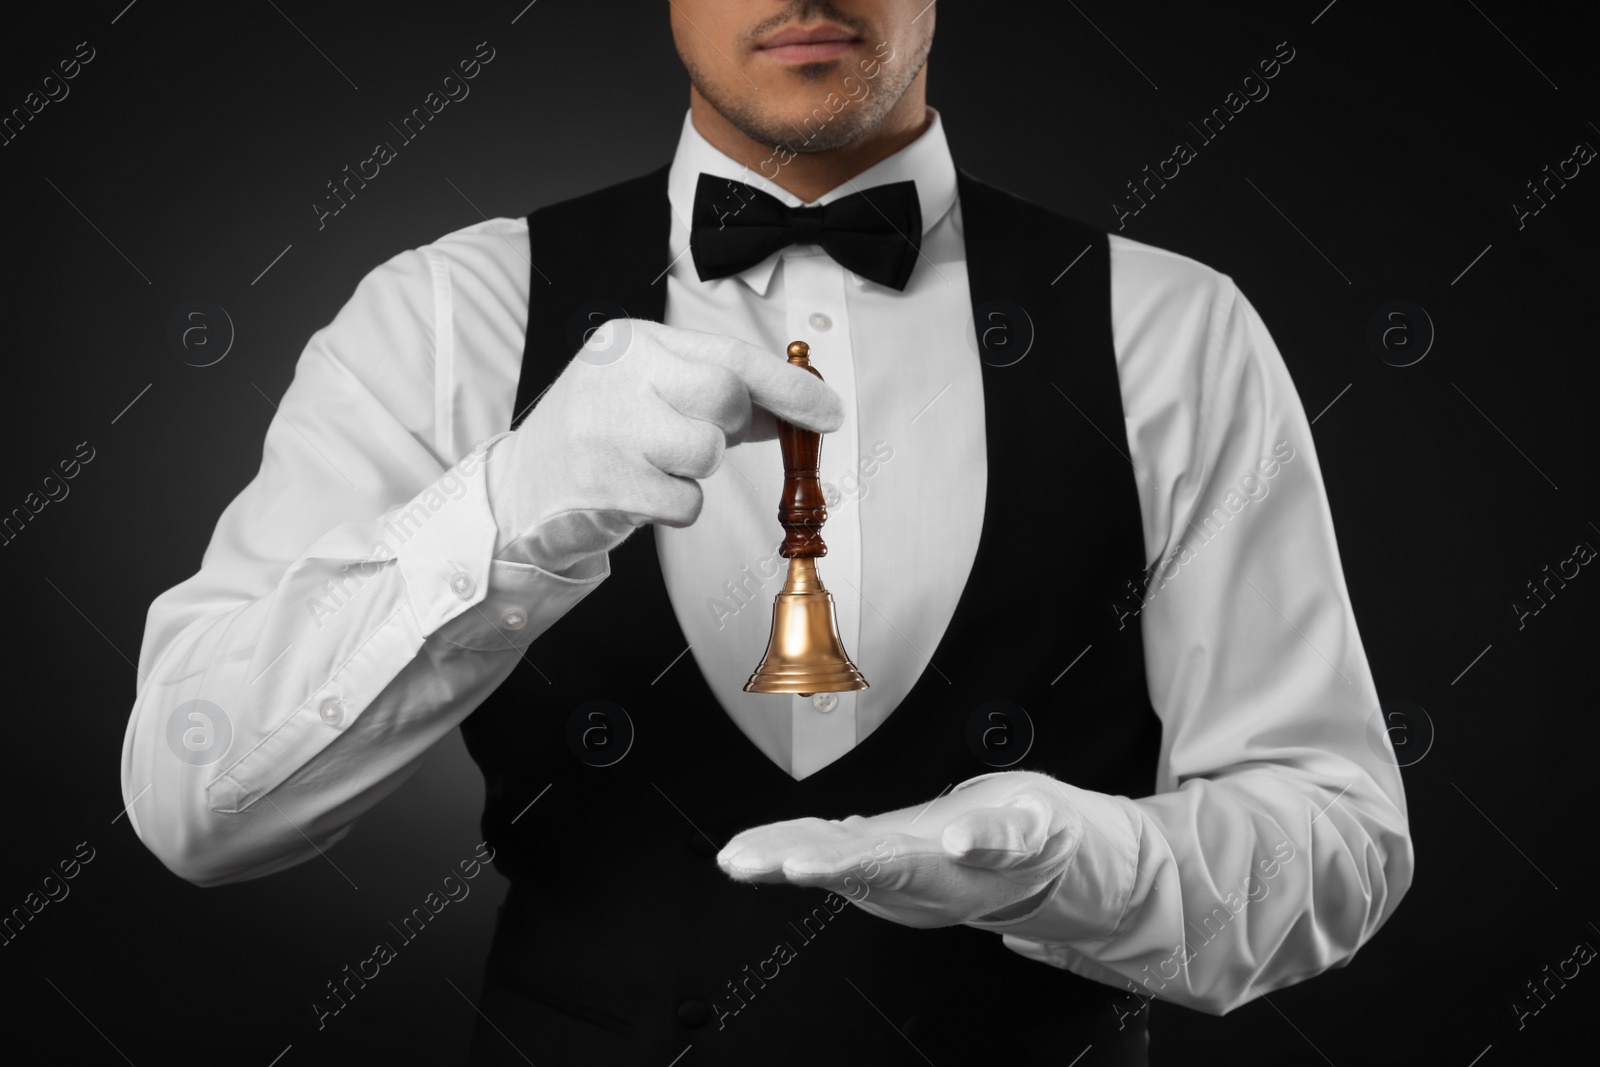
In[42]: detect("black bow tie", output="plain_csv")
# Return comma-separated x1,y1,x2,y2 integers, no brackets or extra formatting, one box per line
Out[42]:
690,173,922,291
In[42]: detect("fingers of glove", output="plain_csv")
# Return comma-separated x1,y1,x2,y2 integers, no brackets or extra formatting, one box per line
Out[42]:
786,847,1033,921
721,826,938,899
567,455,704,528
659,324,844,434
717,819,913,887
942,795,1053,870
647,352,753,442
631,469,704,528
634,398,726,481
717,817,859,879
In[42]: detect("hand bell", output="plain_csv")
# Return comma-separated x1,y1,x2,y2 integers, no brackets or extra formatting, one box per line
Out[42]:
744,341,869,697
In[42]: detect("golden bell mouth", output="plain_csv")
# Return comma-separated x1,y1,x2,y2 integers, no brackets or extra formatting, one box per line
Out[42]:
744,558,869,695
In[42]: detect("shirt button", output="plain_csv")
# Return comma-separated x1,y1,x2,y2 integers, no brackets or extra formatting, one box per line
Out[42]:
808,312,833,332
449,571,476,600
501,608,528,630
319,698,344,726
811,692,839,713
821,481,841,506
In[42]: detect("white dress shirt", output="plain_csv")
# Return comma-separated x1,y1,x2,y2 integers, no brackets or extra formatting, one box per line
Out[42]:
658,110,984,780
121,108,1411,1015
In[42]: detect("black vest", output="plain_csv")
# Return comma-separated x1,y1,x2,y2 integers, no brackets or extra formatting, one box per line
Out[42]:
460,164,1163,1066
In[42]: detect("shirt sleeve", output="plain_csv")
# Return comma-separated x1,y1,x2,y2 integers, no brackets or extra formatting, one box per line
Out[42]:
119,239,608,887
965,250,1414,1015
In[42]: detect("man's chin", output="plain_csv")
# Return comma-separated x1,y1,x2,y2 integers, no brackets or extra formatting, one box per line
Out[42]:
758,121,869,156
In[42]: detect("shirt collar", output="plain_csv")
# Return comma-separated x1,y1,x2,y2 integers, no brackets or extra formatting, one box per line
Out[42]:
666,107,957,296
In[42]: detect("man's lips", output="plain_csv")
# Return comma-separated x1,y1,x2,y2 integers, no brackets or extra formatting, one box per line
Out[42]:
755,25,863,63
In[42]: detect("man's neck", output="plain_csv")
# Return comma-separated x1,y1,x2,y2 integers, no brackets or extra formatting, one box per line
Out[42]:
688,81,932,204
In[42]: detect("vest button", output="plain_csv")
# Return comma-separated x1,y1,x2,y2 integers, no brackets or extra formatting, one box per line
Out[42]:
685,828,719,858
676,998,711,1028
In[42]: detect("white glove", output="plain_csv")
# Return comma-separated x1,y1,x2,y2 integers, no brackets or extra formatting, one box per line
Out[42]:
716,771,1087,929
484,319,843,574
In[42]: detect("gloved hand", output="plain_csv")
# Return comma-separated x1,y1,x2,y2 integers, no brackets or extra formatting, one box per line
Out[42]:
484,319,842,574
716,771,1088,929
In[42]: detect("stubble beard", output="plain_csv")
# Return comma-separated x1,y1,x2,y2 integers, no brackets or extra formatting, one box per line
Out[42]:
683,44,926,157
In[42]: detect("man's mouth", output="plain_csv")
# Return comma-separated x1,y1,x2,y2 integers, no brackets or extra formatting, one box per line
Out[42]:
754,24,863,64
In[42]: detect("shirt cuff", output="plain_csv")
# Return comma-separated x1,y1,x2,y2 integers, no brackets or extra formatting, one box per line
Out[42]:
389,443,500,634
386,445,610,650
436,554,610,651
965,784,1143,944
202,457,609,817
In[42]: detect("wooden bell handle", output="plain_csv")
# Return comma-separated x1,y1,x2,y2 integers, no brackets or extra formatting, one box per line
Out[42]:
776,341,827,559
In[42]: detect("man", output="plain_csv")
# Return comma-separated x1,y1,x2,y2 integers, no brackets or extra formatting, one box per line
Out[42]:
120,2,1412,1063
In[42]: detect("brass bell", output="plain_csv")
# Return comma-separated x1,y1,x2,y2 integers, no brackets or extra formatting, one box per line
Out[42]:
744,341,869,697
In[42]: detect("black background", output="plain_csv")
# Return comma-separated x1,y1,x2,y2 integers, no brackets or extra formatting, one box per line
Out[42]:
2,2,1597,1064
